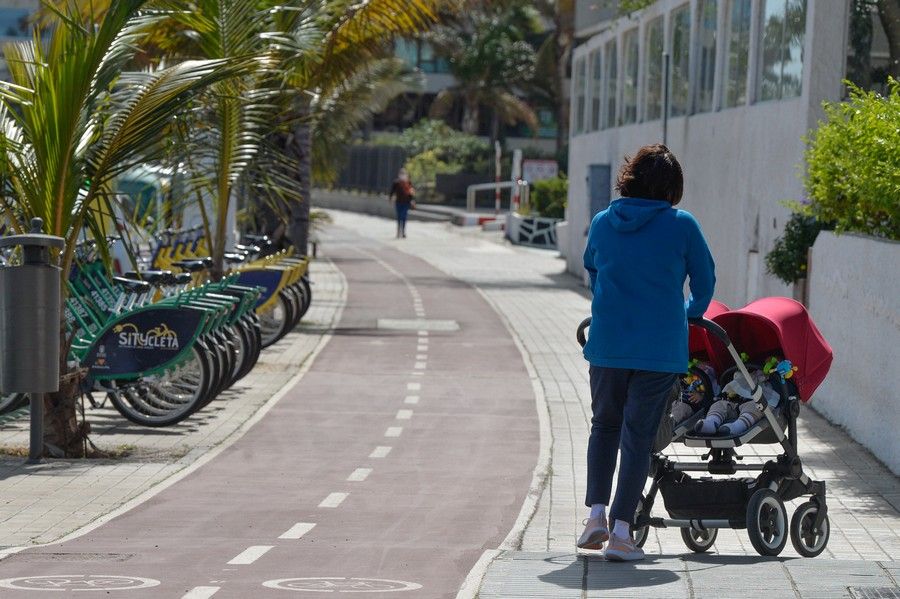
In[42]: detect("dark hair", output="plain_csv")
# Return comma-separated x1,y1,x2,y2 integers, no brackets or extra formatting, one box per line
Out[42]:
615,144,684,205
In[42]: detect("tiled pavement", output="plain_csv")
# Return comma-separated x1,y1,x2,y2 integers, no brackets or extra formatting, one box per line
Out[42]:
0,258,345,552
325,210,900,598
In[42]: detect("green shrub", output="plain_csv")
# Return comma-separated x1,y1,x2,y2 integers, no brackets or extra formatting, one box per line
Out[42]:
804,79,900,240
765,212,823,284
404,150,461,200
398,119,491,171
530,176,567,219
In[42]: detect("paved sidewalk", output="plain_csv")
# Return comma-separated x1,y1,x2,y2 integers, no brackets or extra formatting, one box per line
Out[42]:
0,258,345,552
325,210,900,597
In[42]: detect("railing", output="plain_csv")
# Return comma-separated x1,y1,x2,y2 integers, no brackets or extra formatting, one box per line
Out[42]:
465,179,530,213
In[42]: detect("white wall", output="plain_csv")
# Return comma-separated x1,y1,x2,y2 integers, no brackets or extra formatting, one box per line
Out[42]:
565,0,848,307
807,232,900,475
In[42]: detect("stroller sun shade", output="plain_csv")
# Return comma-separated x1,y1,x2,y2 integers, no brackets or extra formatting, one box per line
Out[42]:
711,297,833,402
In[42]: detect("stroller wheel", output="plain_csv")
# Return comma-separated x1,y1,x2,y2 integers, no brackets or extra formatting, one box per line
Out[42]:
632,495,650,548
790,501,830,558
681,526,718,553
746,489,788,556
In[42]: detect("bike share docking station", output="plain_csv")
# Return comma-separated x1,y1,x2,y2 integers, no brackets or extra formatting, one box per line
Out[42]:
0,218,65,463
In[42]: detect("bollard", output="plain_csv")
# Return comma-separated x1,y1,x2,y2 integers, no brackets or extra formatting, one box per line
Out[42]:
0,218,65,463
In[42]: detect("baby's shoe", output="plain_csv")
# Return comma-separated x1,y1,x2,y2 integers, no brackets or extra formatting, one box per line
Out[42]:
577,516,610,550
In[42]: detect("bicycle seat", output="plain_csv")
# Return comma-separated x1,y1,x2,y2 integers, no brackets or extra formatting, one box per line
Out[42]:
124,270,173,285
234,244,260,254
223,253,246,265
244,234,269,243
113,277,152,294
173,260,208,273
174,273,193,285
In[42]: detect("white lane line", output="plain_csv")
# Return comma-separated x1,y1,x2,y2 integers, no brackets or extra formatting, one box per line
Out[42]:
385,426,403,437
279,522,316,540
347,468,372,482
416,354,428,360
417,344,428,352
414,361,427,369
407,382,421,391
370,446,392,458
228,546,274,565
404,395,420,405
411,371,424,376
396,409,413,420
319,492,349,508
182,587,220,599
418,331,428,336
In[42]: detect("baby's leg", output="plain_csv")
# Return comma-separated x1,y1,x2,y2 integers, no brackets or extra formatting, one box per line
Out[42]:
695,400,737,435
718,402,764,436
671,402,695,426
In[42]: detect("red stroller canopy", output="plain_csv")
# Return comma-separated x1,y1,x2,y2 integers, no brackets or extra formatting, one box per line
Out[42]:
712,297,833,402
689,300,731,361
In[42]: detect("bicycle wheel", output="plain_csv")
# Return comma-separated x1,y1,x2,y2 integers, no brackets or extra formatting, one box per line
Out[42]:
107,345,210,427
259,292,292,348
0,393,28,416
297,276,312,321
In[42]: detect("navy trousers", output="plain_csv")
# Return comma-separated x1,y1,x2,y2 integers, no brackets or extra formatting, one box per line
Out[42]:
586,366,678,523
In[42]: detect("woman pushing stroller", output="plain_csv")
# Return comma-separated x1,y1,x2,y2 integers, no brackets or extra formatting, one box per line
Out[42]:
578,144,716,561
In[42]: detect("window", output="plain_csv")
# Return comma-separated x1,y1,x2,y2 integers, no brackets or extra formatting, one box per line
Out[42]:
590,49,603,131
603,39,618,128
574,56,587,134
725,0,752,107
670,5,691,116
644,17,664,121
622,29,639,124
696,0,718,113
759,0,806,101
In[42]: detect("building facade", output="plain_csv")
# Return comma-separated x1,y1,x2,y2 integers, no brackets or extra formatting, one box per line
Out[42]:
565,0,849,307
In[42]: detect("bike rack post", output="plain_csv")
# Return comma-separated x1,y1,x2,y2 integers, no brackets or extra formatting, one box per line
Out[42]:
0,218,65,464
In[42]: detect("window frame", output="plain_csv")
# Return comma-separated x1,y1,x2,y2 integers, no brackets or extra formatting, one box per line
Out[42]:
643,16,665,122
668,3,692,117
622,28,640,125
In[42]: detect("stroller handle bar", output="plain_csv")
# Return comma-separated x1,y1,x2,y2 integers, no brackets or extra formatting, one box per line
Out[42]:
575,316,763,404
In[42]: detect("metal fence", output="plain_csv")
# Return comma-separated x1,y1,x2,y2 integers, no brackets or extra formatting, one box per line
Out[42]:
334,145,406,195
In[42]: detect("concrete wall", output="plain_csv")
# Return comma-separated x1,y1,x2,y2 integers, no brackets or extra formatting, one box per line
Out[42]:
312,189,397,220
807,232,900,475
565,0,849,307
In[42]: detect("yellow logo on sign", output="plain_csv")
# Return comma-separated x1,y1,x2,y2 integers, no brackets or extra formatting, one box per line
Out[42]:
113,322,180,350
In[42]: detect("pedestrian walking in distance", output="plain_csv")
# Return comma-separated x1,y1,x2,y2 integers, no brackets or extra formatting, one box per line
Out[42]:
389,168,416,238
577,144,716,561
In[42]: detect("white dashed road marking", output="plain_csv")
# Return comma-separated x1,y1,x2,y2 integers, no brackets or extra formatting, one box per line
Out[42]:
414,362,426,369
407,382,421,391
385,427,403,437
416,354,427,360
418,331,428,337
319,493,348,508
396,410,413,420
370,446,392,458
228,546,274,565
182,586,221,599
347,468,372,482
404,395,419,404
417,344,428,351
279,522,316,540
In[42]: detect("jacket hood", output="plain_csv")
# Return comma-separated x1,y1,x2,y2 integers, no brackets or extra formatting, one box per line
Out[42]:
607,197,671,232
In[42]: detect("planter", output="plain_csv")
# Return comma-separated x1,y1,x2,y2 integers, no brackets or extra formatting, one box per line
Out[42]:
807,231,900,474
505,212,560,249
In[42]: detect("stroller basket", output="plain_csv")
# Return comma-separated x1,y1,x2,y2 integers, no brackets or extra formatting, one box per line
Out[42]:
659,472,759,521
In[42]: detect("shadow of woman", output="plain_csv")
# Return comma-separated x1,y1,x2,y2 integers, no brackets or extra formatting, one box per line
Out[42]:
538,554,682,592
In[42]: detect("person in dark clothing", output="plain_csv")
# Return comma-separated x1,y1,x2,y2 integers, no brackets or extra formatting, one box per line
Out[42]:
576,144,716,561
389,168,416,238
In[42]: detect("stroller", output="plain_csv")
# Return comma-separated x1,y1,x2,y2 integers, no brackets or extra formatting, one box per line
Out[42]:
576,297,833,557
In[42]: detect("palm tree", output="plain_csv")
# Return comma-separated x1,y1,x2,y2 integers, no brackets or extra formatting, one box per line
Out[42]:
0,1,246,455
427,3,539,142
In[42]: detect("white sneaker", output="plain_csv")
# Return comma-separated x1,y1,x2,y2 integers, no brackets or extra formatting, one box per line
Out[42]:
603,533,645,561
577,516,610,550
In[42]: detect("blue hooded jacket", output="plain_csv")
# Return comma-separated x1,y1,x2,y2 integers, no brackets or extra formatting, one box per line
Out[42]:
583,197,716,373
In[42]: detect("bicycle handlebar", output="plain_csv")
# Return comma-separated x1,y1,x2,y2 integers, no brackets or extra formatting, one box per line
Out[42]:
575,317,734,350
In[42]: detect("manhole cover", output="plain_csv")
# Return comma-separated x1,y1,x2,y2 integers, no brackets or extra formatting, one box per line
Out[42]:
0,574,160,591
850,588,900,599
377,319,459,332
263,577,422,593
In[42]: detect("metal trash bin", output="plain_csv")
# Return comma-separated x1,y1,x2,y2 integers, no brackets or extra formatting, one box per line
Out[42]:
0,218,65,393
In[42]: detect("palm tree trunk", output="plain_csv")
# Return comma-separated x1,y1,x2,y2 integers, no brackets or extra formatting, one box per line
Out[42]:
462,96,480,135
878,0,900,79
288,100,311,256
